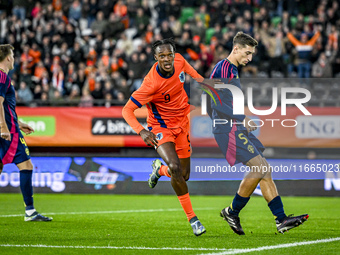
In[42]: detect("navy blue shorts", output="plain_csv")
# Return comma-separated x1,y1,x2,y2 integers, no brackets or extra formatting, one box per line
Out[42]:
214,129,265,166
0,132,30,165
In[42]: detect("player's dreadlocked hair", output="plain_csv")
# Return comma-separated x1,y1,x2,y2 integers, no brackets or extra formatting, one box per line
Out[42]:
152,38,176,54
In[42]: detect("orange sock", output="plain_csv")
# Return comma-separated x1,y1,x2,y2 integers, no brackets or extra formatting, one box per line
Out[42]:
158,165,171,177
178,193,196,221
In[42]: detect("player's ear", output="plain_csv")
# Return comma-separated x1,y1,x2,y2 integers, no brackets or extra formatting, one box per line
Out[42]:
233,45,238,53
154,54,157,60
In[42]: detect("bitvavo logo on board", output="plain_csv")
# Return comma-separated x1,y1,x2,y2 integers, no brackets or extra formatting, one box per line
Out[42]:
201,83,311,128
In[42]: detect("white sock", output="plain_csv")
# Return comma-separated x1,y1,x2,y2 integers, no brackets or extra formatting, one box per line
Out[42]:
26,209,36,216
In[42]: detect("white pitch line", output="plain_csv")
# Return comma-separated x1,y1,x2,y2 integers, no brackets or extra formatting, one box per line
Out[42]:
1,237,339,252
0,244,228,251
199,237,340,255
0,207,215,218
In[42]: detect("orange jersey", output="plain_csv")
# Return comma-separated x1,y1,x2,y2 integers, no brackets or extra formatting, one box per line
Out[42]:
123,53,203,134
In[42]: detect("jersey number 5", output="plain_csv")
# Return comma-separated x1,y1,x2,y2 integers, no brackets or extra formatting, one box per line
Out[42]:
164,94,170,103
238,133,248,145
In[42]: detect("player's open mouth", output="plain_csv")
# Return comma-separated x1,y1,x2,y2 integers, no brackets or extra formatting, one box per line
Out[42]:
164,64,172,69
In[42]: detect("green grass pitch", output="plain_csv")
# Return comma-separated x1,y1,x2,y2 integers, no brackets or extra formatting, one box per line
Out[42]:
0,193,339,254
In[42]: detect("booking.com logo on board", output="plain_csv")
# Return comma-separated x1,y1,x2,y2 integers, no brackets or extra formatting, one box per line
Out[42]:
200,81,312,128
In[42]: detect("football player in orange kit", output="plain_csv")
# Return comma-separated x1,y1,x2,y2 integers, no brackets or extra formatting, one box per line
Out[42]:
122,38,206,236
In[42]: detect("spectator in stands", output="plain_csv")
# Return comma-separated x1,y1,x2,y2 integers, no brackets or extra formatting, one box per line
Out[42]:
99,0,114,19
70,42,84,66
64,24,76,48
117,78,130,99
91,11,107,36
116,91,126,105
191,20,206,43
295,13,305,32
17,81,33,105
91,81,104,100
43,4,55,21
50,89,63,105
87,0,98,28
68,0,82,22
19,67,33,90
51,64,64,94
75,68,86,93
177,31,192,58
114,0,128,28
104,92,113,108
39,92,50,106
33,60,47,82
312,50,336,78
105,13,125,39
12,0,27,22
267,31,288,77
29,43,41,66
168,15,182,38
79,88,93,107
20,45,34,71
155,0,168,26
195,4,210,28
31,2,42,19
160,21,175,40
2,0,339,106
68,85,81,102
33,84,42,100
116,33,133,57
103,81,115,98
135,8,149,36
287,29,321,78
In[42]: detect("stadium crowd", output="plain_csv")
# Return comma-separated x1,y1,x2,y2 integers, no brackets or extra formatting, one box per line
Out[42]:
0,0,339,106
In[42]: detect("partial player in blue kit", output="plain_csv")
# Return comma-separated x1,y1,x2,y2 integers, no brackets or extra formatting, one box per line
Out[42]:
208,56,265,166
207,32,308,234
0,44,52,221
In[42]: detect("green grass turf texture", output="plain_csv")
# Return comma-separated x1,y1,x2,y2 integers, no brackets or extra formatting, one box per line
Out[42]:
0,194,339,255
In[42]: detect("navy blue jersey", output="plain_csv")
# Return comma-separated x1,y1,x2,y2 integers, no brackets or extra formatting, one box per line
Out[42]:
0,69,19,133
0,69,30,165
208,59,246,134
208,59,265,165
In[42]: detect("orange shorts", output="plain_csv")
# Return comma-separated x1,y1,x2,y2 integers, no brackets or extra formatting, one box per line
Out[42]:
150,121,191,159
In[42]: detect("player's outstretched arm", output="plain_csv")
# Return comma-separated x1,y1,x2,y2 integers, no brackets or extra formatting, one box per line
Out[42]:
182,55,204,82
122,99,157,147
0,96,10,141
18,120,34,135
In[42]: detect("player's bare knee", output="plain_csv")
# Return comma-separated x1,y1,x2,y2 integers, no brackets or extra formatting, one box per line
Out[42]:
0,162,3,174
168,162,181,179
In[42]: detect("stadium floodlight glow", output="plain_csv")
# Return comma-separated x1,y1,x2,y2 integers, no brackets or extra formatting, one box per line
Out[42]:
201,84,312,116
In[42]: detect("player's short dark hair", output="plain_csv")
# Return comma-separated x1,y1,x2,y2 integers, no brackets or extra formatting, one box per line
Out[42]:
152,38,176,55
233,32,258,48
0,44,14,62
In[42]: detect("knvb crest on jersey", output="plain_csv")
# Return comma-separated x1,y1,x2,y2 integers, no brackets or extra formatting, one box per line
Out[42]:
179,71,185,83
156,132,163,141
